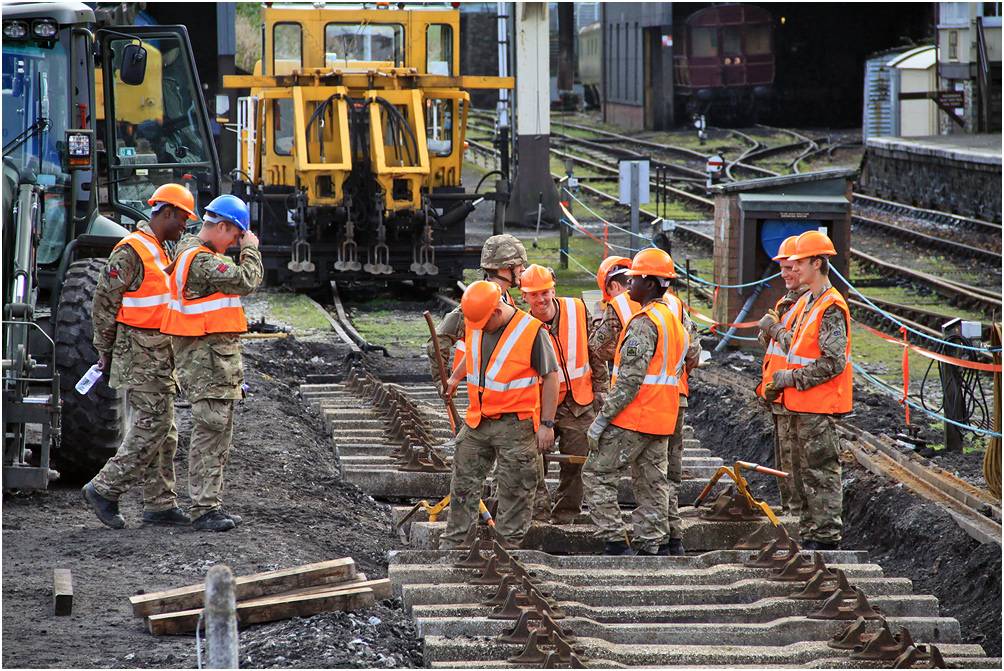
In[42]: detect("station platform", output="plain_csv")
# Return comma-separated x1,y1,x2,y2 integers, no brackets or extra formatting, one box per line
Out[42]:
861,133,1002,222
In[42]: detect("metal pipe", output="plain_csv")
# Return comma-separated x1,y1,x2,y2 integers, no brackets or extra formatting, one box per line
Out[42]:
714,266,775,352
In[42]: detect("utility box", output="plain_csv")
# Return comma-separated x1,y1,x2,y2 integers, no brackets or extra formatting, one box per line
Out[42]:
710,169,857,339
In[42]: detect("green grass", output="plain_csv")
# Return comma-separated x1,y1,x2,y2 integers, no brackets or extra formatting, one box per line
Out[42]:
266,292,331,332
349,307,430,355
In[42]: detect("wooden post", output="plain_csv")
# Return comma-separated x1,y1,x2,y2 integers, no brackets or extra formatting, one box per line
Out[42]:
205,565,238,669
493,179,507,235
53,569,73,616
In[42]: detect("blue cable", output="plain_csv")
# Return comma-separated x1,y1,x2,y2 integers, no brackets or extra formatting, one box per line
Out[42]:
830,267,998,354
853,363,1001,438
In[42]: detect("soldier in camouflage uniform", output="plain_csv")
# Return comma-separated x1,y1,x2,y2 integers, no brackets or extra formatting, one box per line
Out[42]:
590,256,701,544
162,195,263,532
583,249,689,556
762,231,852,551
757,236,810,516
426,234,528,394
83,184,196,529
439,281,559,549
519,265,610,524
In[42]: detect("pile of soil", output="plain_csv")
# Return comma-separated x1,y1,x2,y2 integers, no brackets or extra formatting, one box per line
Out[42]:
688,355,1001,658
2,336,421,669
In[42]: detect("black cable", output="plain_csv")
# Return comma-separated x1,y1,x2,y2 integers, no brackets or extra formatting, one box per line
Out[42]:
475,170,505,194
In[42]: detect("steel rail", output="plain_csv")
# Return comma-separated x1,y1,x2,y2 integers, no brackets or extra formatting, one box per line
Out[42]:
854,193,1001,234
852,214,1002,265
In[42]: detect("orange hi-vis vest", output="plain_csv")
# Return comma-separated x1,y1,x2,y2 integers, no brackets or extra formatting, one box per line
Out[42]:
547,297,594,407
161,246,247,337
662,292,690,397
755,291,812,404
610,292,641,329
464,309,543,431
782,287,853,414
114,230,171,330
610,300,688,435
450,289,514,374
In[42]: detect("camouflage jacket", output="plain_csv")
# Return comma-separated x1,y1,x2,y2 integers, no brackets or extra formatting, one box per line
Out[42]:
757,285,810,352
590,293,701,406
169,234,263,401
91,221,177,392
538,297,610,416
600,299,664,421
789,282,850,393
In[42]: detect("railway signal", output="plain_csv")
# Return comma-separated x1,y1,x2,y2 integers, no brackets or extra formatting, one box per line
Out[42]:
706,154,725,188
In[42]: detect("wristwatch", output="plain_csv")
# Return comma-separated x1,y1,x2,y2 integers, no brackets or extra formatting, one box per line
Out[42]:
541,420,554,428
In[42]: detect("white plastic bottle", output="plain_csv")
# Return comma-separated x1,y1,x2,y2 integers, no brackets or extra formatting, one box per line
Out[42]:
75,364,104,395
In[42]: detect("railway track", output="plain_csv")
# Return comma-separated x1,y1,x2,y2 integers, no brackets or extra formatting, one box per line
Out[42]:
294,292,999,668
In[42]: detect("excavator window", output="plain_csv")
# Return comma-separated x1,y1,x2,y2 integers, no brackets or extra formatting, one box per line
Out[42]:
273,22,302,76
426,24,452,75
324,22,404,68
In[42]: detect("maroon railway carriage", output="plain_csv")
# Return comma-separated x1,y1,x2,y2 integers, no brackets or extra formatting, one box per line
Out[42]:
674,4,775,124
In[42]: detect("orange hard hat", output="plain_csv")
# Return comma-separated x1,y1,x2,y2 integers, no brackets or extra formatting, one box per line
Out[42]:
520,264,555,293
788,230,837,260
772,235,800,261
597,256,632,301
624,248,676,279
461,280,502,330
148,183,197,220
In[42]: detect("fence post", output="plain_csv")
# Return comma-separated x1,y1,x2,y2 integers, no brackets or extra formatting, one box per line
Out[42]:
559,176,570,270
205,565,238,669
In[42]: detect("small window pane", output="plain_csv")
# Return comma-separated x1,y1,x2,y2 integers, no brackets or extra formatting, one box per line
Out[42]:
692,27,717,57
722,26,741,55
425,98,454,156
273,99,293,155
325,23,403,67
427,24,453,75
274,23,302,75
746,24,771,55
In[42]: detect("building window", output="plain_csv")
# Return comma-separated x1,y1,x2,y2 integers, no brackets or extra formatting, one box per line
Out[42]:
948,29,958,61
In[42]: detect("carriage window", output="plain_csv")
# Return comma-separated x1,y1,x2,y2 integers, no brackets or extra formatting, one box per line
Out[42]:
691,27,717,57
721,26,742,55
325,23,404,67
427,24,453,75
745,24,771,55
273,23,302,75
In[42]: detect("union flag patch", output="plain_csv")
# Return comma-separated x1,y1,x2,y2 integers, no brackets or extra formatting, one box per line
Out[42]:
108,268,119,278
217,263,228,273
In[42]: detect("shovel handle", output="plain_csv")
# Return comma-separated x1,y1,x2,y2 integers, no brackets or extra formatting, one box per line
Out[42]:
736,460,789,478
543,454,587,464
424,311,463,433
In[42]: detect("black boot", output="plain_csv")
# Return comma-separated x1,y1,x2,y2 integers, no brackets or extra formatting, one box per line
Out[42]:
603,540,633,556
82,483,125,529
143,507,192,526
192,510,236,532
666,538,686,556
219,508,242,527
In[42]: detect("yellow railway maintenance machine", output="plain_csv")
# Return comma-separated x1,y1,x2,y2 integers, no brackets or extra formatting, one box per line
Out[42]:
225,4,512,289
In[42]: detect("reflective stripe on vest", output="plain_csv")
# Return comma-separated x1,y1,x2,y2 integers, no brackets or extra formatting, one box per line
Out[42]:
609,301,686,435
610,292,641,329
782,288,853,415
548,297,593,406
464,309,542,430
662,293,690,397
756,291,811,403
452,339,467,373
161,246,247,336
115,230,171,329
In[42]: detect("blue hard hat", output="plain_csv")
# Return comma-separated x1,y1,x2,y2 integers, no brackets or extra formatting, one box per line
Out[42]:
204,194,250,231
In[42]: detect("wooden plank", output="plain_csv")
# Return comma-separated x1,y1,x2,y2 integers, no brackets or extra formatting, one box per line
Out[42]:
146,586,376,636
255,577,391,602
53,569,73,616
129,557,357,618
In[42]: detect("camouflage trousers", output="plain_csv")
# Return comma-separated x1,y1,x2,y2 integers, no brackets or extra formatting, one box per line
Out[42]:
773,411,805,516
91,390,179,511
791,413,842,543
441,414,539,548
188,398,235,518
533,402,593,524
663,410,685,538
583,424,670,554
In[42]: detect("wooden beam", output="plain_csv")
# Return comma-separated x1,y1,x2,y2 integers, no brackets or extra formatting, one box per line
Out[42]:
146,585,379,636
53,569,73,616
129,557,357,618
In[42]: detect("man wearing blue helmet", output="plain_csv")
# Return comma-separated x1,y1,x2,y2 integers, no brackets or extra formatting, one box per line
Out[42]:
162,194,263,531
